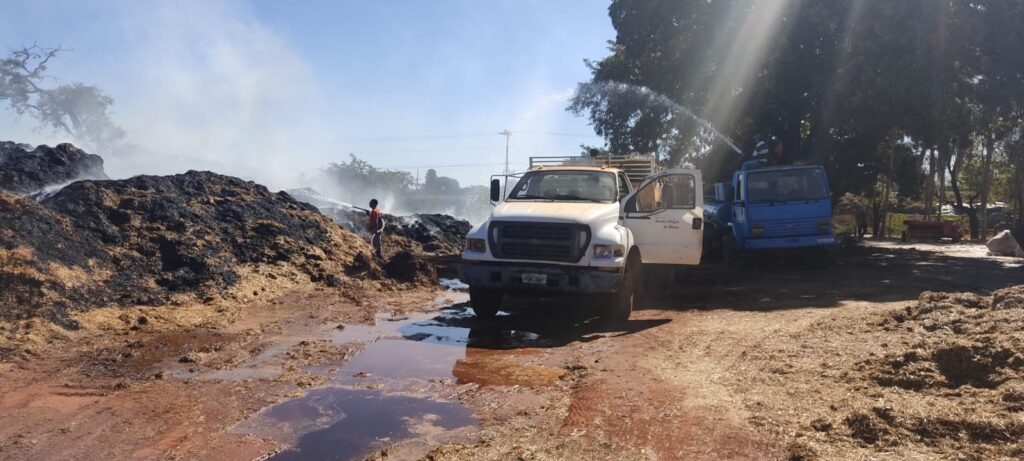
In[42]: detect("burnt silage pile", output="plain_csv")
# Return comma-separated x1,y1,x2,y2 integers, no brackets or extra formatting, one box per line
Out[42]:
0,141,107,194
314,206,471,256
0,191,111,324
1,166,407,326
285,188,472,255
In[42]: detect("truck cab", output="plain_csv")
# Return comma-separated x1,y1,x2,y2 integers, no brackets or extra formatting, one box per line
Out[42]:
459,155,703,321
704,162,836,264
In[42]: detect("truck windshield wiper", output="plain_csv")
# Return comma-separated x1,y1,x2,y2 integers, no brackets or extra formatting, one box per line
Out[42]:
510,194,553,200
553,195,606,202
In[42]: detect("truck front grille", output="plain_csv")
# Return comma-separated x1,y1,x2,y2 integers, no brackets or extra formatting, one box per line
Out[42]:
762,220,817,237
489,222,590,263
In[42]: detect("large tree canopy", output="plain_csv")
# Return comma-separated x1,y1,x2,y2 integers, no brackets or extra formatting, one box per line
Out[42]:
570,2,1022,183
571,0,1024,235
0,45,126,153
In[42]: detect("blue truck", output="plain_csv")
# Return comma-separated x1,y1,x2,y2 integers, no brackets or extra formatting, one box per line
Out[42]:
702,162,837,267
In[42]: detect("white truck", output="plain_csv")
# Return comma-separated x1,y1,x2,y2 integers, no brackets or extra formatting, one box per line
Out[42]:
458,154,704,321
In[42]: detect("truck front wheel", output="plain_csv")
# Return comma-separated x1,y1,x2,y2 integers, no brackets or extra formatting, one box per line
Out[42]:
470,288,502,318
603,255,639,323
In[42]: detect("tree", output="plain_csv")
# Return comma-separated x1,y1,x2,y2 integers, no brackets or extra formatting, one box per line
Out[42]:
424,169,439,189
568,1,888,188
433,176,460,194
572,0,1024,239
970,1,1024,238
320,155,415,207
0,45,125,152
423,168,461,194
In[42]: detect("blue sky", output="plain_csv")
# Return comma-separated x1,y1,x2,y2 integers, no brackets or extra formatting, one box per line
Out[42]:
0,0,614,188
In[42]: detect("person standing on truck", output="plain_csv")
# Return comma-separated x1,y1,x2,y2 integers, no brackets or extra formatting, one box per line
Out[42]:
752,134,770,164
366,199,384,258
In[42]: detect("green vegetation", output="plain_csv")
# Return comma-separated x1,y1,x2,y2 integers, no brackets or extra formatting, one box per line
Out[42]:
571,0,1024,239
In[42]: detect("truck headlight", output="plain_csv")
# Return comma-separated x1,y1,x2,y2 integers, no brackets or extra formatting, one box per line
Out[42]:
817,219,832,234
751,224,764,237
465,238,486,253
593,244,624,258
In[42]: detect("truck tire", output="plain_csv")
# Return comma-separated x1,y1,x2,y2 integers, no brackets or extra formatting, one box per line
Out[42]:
603,255,639,323
723,234,742,270
470,288,502,319
814,246,838,269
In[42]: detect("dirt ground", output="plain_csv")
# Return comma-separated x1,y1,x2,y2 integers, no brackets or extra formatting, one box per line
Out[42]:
1,240,1022,460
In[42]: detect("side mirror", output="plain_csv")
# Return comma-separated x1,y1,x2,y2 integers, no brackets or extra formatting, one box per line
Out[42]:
623,195,637,213
490,179,501,202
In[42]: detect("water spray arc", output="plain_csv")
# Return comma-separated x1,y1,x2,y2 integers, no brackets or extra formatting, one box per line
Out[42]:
579,81,744,156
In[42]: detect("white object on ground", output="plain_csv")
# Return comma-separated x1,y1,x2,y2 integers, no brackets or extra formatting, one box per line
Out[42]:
439,278,470,291
986,230,1024,258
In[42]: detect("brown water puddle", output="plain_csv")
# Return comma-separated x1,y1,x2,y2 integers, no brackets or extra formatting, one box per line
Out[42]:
230,290,565,460
232,388,476,460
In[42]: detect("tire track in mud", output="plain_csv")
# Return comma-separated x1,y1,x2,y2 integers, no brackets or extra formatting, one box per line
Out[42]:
557,313,777,460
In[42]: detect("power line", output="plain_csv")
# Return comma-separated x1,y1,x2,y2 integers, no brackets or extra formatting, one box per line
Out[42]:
341,145,507,155
332,133,498,143
376,162,505,169
346,140,591,155
333,131,601,143
515,130,599,137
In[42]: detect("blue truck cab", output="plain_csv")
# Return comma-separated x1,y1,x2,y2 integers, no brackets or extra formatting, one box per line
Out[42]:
704,161,836,264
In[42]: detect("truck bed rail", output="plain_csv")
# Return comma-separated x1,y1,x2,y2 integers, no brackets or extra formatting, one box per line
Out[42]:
529,155,657,186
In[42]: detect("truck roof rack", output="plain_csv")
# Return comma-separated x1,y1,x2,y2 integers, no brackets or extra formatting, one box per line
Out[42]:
528,154,657,186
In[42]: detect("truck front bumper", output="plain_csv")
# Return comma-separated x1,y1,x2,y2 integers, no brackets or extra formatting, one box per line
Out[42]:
458,261,621,294
743,234,836,250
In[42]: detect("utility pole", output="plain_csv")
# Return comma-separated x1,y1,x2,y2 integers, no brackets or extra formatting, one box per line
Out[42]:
498,130,512,175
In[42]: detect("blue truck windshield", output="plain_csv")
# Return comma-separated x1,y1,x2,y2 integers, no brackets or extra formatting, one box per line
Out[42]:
508,170,618,202
747,168,828,204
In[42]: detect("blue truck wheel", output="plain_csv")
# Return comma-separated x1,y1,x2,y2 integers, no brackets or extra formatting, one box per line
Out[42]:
814,246,838,269
723,234,744,270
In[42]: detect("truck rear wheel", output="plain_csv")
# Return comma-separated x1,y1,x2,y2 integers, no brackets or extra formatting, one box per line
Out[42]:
723,234,742,270
603,255,639,323
470,288,502,318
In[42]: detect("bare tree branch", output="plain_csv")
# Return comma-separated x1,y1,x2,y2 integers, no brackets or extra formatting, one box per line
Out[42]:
1,43,124,152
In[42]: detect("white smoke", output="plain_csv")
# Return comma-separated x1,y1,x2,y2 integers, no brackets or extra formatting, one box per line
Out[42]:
0,0,606,223
97,1,327,190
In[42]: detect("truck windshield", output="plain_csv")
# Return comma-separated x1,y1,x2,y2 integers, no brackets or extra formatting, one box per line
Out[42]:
507,170,618,202
747,168,828,204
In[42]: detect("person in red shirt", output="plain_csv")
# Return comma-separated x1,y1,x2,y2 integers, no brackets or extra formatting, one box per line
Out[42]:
366,198,384,258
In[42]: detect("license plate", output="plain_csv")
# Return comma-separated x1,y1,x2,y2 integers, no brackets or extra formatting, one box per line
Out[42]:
521,273,547,285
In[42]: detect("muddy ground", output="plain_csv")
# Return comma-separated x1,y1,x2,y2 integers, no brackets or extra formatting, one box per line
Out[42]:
1,240,1022,460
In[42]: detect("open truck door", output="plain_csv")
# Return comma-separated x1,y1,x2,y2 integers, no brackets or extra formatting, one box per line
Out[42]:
621,170,704,265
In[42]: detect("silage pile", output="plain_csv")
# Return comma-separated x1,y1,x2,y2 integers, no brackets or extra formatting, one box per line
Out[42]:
1,170,424,326
289,192,472,256
845,286,1024,455
0,141,107,194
